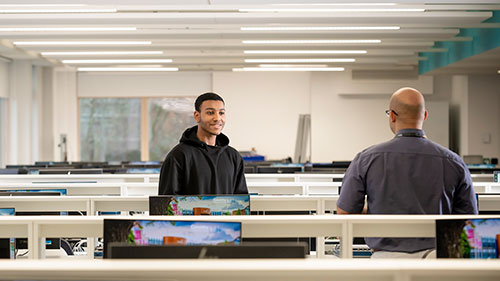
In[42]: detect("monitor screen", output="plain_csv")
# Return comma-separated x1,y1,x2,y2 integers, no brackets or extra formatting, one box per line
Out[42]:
0,208,15,259
149,195,250,216
103,219,242,258
0,208,14,216
0,189,67,196
436,218,500,259
107,243,306,259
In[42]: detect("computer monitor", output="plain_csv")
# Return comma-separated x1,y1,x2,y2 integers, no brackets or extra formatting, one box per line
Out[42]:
107,243,306,259
436,217,500,259
256,166,302,174
0,208,15,259
103,219,242,258
126,168,161,174
149,195,250,216
38,168,103,174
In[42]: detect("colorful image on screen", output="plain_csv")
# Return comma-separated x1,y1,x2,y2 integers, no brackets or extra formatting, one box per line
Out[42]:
436,218,500,259
0,189,67,195
150,195,250,216
104,219,241,257
0,208,14,216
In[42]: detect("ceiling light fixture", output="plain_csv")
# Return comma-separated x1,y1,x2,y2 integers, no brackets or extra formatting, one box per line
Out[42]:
233,67,345,72
14,41,151,46
0,9,117,13
273,3,397,6
245,58,356,63
63,59,173,64
77,67,178,72
239,8,424,12
0,27,137,32
243,39,381,44
244,50,367,54
41,51,164,56
259,64,328,68
0,4,87,7
241,26,400,31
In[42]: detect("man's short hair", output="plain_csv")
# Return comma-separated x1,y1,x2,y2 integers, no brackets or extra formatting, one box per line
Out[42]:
195,92,225,112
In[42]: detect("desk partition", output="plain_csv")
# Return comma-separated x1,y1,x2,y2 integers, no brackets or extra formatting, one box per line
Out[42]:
1,214,499,259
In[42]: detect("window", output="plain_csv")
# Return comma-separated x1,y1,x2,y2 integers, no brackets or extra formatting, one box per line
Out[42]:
80,98,141,162
79,97,195,162
148,97,196,161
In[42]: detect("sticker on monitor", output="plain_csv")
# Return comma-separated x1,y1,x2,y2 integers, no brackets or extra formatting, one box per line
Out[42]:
436,218,500,259
149,195,250,216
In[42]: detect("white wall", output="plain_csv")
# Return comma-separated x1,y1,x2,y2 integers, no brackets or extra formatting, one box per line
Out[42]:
213,72,311,160
74,70,451,162
467,75,500,159
309,71,447,161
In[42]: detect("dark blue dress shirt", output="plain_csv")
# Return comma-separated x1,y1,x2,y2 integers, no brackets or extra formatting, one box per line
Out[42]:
337,128,478,253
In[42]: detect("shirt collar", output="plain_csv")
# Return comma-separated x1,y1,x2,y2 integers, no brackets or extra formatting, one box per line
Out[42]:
395,128,426,138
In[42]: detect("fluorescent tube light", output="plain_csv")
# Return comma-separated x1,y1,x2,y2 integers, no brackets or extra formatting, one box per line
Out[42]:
77,67,178,72
0,27,137,32
14,41,151,46
259,64,328,68
41,51,164,56
243,40,381,44
0,9,117,13
241,26,400,31
274,3,397,6
245,58,355,63
233,67,345,72
239,8,424,12
244,50,367,54
63,59,173,64
0,4,87,7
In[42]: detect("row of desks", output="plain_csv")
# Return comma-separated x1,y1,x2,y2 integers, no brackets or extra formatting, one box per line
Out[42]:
2,214,499,259
0,181,499,195
1,194,500,215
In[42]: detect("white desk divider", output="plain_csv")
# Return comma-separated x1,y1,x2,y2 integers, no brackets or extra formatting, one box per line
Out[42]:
0,182,158,196
1,259,499,281
0,174,159,184
2,214,499,259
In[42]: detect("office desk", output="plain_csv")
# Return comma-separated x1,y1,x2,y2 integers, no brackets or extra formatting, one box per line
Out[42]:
0,259,498,281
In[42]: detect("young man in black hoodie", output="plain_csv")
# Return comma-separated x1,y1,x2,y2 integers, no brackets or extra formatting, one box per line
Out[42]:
158,92,248,195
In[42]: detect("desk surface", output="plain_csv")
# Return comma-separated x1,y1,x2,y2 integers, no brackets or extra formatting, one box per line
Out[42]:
0,259,498,281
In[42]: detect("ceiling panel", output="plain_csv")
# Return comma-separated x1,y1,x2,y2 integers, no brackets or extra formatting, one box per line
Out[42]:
0,1,497,74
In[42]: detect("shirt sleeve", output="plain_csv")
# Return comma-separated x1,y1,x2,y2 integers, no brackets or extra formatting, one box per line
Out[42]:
451,160,478,214
158,151,184,195
233,154,249,194
336,153,367,213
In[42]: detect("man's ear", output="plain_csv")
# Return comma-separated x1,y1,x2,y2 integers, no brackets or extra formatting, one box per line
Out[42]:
194,110,200,123
423,110,428,121
390,111,397,122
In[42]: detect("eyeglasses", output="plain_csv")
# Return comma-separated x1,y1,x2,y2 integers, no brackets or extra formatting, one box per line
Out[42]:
385,109,398,117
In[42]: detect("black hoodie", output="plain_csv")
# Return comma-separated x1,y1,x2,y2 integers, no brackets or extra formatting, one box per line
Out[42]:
158,125,248,195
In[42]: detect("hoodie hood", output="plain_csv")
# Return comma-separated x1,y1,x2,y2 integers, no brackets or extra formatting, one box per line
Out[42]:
180,125,230,148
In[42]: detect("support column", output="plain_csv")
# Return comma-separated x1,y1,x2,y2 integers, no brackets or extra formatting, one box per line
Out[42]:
9,60,33,165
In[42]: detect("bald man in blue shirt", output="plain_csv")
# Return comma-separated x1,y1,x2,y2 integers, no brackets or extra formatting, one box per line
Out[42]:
337,87,478,259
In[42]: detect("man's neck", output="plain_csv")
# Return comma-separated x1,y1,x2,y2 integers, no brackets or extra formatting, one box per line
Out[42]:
197,129,217,146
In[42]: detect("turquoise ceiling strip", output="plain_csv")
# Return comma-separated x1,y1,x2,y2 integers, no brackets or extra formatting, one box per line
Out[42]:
418,11,500,75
